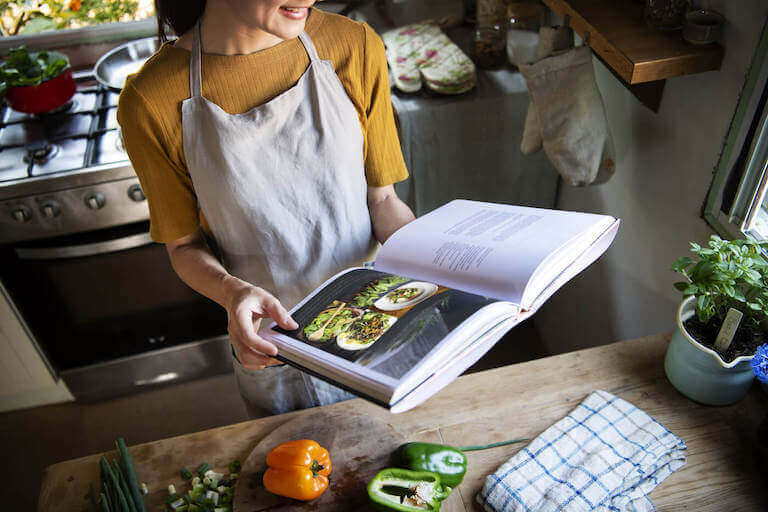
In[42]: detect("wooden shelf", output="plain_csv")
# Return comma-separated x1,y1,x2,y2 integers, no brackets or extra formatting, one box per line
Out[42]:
541,0,724,84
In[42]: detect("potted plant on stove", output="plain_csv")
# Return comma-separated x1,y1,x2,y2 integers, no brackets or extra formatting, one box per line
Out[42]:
664,235,768,405
0,46,76,114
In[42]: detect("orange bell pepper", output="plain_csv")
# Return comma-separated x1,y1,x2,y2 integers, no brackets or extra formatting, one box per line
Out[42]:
263,439,332,501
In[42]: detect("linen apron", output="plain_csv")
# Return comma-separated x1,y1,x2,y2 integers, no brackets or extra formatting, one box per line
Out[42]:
181,21,375,417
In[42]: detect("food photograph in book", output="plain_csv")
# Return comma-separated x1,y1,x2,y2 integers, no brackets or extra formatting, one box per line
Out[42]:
274,269,498,380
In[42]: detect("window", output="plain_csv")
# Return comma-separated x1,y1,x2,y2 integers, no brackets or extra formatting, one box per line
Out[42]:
0,1,155,51
705,17,768,241
1,1,154,36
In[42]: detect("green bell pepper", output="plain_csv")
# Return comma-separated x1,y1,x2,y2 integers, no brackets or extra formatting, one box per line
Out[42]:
367,468,450,511
395,443,467,488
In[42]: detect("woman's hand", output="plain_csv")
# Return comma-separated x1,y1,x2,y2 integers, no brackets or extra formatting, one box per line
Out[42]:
164,232,300,371
226,283,299,370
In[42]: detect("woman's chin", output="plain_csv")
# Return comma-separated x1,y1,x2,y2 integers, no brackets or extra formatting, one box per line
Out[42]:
267,23,305,40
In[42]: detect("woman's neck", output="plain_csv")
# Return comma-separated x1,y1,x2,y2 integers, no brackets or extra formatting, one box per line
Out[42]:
194,1,285,55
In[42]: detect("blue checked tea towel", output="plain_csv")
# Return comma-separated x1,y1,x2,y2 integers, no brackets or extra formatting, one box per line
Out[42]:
477,390,687,512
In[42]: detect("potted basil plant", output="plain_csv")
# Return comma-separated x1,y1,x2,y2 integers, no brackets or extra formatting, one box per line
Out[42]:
665,235,768,405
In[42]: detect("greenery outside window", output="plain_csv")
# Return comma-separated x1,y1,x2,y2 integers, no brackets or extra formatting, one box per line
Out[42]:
705,16,768,242
0,1,155,51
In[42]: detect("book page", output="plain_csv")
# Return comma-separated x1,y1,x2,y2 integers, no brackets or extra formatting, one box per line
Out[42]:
375,200,614,304
267,268,502,386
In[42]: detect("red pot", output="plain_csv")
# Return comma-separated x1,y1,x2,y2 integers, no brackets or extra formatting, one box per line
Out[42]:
5,67,76,114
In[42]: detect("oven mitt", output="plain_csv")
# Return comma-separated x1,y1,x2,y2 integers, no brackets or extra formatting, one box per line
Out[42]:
519,45,616,186
520,26,574,155
382,23,476,94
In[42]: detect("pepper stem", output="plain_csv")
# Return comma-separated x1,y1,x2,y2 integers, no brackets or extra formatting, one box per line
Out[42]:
457,437,530,452
310,459,325,476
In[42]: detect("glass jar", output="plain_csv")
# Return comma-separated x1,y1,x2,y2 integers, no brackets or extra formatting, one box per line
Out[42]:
507,1,544,32
506,2,544,67
474,24,507,69
477,0,507,28
644,0,691,31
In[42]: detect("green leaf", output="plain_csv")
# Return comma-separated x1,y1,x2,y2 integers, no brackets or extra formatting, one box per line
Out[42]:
19,16,57,35
671,257,694,272
674,281,691,291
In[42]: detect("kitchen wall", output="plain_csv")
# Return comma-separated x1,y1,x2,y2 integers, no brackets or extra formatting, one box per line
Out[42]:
533,1,768,354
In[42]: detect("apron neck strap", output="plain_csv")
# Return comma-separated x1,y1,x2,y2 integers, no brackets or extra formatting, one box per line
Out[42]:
189,24,317,97
190,20,203,98
298,31,320,63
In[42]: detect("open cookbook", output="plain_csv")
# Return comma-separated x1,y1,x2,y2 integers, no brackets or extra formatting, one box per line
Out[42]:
264,200,620,413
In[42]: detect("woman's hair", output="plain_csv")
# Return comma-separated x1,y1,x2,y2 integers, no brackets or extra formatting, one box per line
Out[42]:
154,0,207,41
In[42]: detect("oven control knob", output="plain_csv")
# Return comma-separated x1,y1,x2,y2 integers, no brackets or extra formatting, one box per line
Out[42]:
128,184,146,202
40,201,61,218
85,192,106,210
11,205,32,223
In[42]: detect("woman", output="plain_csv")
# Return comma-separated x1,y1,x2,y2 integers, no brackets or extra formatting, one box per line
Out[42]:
117,0,415,417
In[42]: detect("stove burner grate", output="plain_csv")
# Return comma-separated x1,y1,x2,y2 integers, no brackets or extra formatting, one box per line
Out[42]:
0,72,125,181
23,141,61,165
30,99,76,118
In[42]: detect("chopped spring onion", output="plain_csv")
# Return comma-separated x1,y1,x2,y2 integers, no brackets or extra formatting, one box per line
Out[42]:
168,497,186,510
196,463,210,477
140,483,148,495
180,467,193,480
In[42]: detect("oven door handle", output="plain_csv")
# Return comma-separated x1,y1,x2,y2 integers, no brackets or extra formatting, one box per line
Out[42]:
15,232,155,260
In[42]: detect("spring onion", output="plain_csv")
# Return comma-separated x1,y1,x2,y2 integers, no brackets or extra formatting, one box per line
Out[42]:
196,463,210,477
160,460,239,512
116,438,147,512
181,467,193,480
83,438,147,512
112,459,138,512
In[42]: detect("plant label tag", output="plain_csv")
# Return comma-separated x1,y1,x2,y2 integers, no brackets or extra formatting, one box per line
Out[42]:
714,308,743,353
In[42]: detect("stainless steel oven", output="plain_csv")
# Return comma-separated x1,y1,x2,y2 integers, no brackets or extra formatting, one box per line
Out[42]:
0,71,231,401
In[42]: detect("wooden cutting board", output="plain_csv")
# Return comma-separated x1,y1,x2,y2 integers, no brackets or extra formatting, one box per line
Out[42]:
233,409,405,511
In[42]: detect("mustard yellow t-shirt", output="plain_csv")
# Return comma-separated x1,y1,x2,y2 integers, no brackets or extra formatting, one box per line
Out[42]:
117,9,408,243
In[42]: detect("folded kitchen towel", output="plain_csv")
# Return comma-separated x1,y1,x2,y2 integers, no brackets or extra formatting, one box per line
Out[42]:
476,390,687,512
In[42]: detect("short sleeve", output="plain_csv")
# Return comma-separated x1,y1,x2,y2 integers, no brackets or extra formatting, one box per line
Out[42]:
117,80,201,243
361,23,409,187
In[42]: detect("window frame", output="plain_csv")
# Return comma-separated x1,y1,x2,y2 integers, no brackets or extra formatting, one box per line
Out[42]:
704,16,768,241
0,17,157,52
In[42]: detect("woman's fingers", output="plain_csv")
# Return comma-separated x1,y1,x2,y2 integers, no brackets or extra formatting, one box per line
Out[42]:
226,285,298,370
261,294,298,330
232,334,283,370
233,304,278,356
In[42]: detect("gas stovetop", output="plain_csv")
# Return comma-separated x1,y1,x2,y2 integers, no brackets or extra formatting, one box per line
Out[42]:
0,71,149,245
0,71,125,182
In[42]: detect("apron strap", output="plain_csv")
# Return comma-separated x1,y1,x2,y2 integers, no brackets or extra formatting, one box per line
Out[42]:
298,31,320,63
189,20,203,98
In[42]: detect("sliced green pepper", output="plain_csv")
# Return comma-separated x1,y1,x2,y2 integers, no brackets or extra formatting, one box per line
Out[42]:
395,443,467,488
367,468,450,511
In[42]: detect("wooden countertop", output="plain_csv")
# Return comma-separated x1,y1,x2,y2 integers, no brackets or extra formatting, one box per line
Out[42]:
38,333,767,511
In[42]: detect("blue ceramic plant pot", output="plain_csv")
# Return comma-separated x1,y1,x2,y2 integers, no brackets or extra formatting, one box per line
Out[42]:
664,296,755,406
